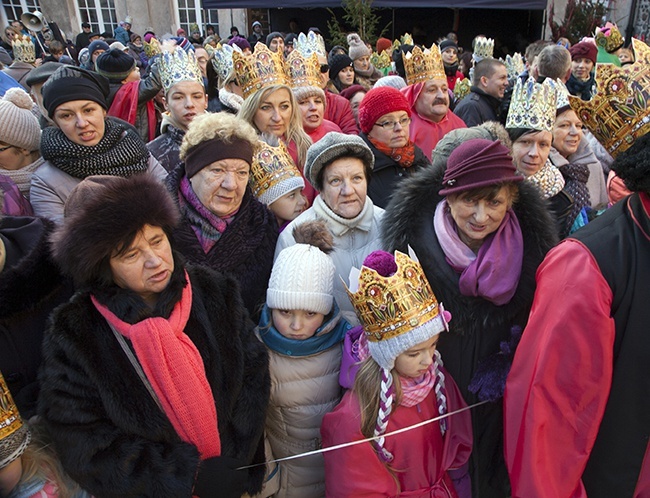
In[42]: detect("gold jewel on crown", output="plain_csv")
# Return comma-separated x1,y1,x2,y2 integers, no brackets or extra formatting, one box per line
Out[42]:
211,42,242,82
453,78,471,100
505,53,525,80
506,77,558,132
250,140,302,201
371,50,391,70
0,372,25,441
345,251,441,342
293,31,326,58
159,48,203,95
12,35,35,64
402,44,445,86
286,50,322,90
233,42,289,99
474,36,494,59
143,37,161,58
569,38,650,158
595,22,625,53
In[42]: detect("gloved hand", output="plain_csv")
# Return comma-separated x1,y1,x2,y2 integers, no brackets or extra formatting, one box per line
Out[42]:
194,456,247,498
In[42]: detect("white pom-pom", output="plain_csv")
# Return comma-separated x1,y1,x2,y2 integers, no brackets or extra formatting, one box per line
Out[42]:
347,33,362,47
3,88,34,110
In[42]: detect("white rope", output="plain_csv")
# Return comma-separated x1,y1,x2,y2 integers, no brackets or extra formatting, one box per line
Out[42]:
236,399,489,470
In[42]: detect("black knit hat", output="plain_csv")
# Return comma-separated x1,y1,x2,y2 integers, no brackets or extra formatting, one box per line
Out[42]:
95,48,137,81
50,173,180,288
328,54,354,80
42,66,110,117
87,39,110,57
439,39,458,53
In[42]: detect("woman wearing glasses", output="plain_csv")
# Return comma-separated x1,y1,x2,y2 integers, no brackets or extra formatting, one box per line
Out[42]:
358,87,430,208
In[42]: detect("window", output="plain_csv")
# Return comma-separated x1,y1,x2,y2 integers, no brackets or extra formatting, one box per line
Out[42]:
203,9,219,37
75,0,116,35
174,0,218,38
2,0,40,26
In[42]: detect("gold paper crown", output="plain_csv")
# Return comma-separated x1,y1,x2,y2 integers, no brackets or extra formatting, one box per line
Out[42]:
346,251,441,342
286,50,322,89
159,48,203,95
453,78,471,100
391,39,401,52
211,42,242,82
505,53,525,80
506,77,558,132
400,33,414,46
473,36,494,60
569,38,650,157
250,139,304,204
144,37,161,58
233,42,289,99
371,50,391,70
402,44,445,86
293,31,326,58
595,22,625,53
12,35,35,64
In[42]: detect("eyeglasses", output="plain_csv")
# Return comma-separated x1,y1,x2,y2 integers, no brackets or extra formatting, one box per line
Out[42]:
374,117,411,130
320,64,329,73
0,145,14,152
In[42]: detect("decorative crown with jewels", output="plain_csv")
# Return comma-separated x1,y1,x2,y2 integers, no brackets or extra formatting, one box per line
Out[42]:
506,77,558,132
233,42,289,99
0,371,31,469
286,50,321,89
569,38,650,157
473,36,494,60
400,33,414,46
143,37,161,58
12,35,35,64
250,139,304,205
345,251,444,342
505,53,525,80
595,22,625,53
293,31,326,58
402,44,445,86
453,78,471,100
159,48,203,95
211,42,242,82
371,50,392,70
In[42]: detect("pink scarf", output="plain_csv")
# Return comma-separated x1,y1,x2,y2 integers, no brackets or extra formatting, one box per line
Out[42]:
91,272,221,459
434,199,523,306
400,361,436,407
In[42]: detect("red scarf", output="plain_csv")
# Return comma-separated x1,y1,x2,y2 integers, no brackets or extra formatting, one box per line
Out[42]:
108,80,157,142
91,272,221,459
368,136,416,168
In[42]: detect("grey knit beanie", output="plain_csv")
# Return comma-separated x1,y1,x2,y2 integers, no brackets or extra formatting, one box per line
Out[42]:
304,131,374,189
0,88,41,152
347,33,370,61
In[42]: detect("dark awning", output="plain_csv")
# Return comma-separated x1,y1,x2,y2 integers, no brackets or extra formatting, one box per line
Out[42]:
202,0,547,10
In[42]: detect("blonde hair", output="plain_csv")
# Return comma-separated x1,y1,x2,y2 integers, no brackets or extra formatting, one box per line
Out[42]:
179,111,259,160
238,84,312,166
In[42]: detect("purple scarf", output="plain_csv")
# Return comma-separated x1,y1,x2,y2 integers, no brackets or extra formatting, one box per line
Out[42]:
434,199,523,306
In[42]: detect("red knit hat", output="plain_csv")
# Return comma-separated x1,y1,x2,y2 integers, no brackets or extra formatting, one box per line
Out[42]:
376,37,392,54
358,86,411,135
569,41,597,64
439,138,523,196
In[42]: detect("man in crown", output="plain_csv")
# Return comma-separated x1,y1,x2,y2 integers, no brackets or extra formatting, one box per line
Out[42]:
400,45,466,161
504,38,650,497
147,47,207,173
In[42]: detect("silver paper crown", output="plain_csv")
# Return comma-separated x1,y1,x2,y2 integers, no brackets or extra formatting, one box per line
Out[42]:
211,42,242,83
293,31,326,58
506,77,558,132
473,36,494,61
159,48,204,95
555,80,571,109
505,53,525,80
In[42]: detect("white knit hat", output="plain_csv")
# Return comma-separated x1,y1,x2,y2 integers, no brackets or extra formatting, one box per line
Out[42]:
0,88,41,152
266,221,335,314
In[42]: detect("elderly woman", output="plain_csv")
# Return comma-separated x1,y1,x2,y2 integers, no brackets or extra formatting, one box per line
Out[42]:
276,132,384,325
382,125,557,498
167,112,278,318
357,86,431,208
40,173,269,498
30,66,166,224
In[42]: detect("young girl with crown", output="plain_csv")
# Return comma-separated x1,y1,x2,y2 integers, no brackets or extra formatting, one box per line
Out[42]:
321,250,473,497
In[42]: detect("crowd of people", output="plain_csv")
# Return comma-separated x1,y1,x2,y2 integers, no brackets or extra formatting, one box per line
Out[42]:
0,12,648,498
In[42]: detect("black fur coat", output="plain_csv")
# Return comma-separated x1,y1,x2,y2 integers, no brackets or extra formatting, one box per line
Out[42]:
38,261,270,497
382,164,558,498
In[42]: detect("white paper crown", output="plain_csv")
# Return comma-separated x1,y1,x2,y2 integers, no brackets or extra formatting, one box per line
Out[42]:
505,53,525,80
506,77,558,132
293,31,326,58
211,42,242,82
473,36,494,60
159,48,204,95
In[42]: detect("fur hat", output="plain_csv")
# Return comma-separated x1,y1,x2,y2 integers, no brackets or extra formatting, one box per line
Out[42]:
304,131,374,190
347,33,370,61
0,88,41,151
267,220,335,314
95,48,136,81
50,173,179,287
611,132,650,193
327,53,353,80
569,41,597,64
358,86,411,134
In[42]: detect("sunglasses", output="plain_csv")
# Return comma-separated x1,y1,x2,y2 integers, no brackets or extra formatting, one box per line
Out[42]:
320,64,329,73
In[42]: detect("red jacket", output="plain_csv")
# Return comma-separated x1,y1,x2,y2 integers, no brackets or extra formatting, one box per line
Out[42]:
325,91,358,135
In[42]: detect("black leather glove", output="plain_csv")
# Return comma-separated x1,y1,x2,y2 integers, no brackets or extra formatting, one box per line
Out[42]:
193,456,247,498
